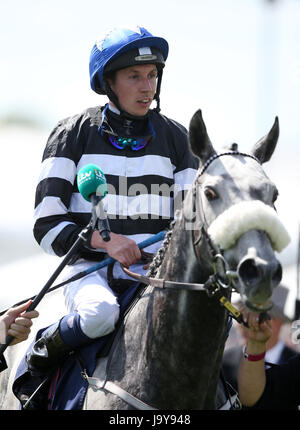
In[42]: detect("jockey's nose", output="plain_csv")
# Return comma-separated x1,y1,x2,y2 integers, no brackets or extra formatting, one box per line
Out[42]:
140,77,155,92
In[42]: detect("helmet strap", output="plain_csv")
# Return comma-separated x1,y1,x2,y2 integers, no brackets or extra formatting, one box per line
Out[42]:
153,68,163,113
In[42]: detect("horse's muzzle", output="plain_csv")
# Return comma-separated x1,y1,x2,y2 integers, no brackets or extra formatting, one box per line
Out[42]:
237,254,282,310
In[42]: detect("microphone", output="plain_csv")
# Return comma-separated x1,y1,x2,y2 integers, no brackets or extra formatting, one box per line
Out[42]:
77,164,111,242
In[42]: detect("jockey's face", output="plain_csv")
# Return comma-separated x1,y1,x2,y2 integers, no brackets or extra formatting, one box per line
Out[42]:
108,64,158,117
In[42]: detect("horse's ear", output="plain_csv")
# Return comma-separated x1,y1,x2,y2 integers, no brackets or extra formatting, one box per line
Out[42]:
188,109,216,163
250,117,279,163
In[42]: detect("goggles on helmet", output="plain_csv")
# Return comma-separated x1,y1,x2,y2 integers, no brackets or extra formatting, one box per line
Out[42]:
98,104,155,151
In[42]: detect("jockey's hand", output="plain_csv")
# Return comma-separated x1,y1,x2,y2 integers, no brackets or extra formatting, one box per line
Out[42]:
0,300,39,346
91,231,141,267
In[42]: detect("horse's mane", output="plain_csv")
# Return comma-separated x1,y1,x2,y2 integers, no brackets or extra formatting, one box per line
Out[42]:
146,219,176,277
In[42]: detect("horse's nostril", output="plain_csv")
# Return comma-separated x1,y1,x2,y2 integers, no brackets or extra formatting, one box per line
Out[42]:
238,257,282,290
238,258,259,285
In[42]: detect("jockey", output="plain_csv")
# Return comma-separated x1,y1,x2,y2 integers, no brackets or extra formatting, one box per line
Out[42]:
18,26,198,408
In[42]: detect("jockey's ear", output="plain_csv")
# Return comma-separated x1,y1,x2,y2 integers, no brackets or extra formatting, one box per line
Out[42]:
188,109,216,165
251,117,279,164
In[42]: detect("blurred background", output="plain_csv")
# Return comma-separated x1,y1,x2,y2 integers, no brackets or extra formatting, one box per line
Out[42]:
0,0,299,321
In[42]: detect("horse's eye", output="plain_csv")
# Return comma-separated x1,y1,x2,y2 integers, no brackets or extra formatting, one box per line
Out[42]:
204,187,218,201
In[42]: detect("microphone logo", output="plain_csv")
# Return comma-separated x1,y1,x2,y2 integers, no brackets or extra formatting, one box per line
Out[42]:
94,168,105,181
77,164,107,202
77,167,105,184
77,170,92,184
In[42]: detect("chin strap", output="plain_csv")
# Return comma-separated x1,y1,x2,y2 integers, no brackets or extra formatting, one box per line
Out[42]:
152,68,163,113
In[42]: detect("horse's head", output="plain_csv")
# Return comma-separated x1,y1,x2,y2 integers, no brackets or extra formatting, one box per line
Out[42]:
188,109,290,311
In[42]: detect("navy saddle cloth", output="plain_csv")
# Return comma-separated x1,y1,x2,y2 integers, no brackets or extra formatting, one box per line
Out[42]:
13,282,143,410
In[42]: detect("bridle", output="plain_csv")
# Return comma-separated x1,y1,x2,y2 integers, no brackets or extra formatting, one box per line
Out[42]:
191,150,261,289
122,150,261,316
81,150,262,410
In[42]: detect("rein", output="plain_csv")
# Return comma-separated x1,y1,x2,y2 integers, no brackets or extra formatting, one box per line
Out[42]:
121,246,243,325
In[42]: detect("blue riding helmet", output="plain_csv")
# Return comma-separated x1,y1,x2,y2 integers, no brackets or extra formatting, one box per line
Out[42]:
89,26,169,96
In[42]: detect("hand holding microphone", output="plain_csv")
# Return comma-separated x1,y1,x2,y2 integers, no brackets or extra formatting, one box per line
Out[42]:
77,164,111,242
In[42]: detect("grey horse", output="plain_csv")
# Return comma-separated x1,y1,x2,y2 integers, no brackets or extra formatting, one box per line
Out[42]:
82,110,289,410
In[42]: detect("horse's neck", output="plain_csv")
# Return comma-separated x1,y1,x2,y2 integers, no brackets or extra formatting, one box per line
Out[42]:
157,212,210,283
109,214,228,409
